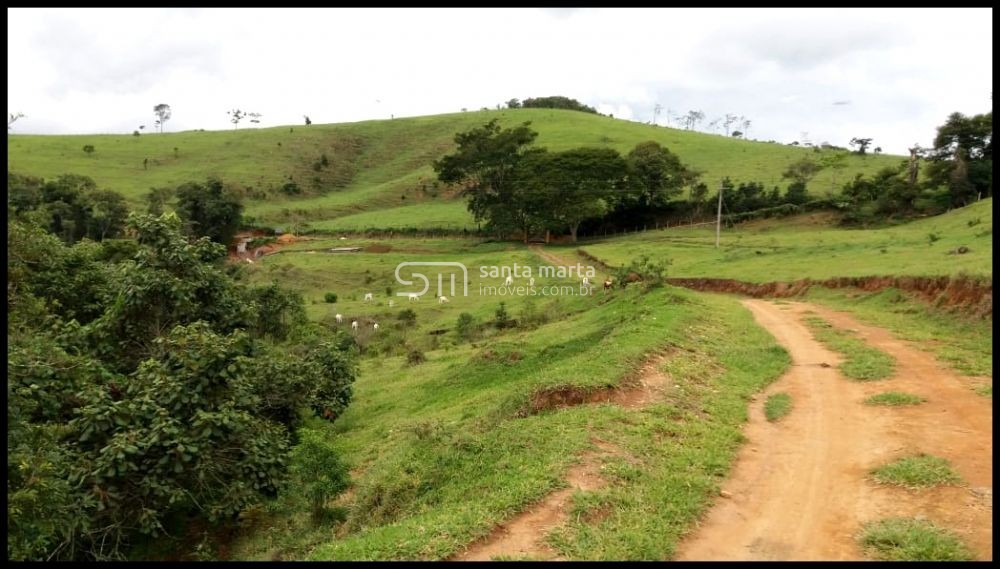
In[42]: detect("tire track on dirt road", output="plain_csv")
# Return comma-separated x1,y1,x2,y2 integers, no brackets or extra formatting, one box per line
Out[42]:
675,299,992,561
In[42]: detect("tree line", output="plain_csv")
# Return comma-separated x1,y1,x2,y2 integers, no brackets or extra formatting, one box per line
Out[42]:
434,109,992,239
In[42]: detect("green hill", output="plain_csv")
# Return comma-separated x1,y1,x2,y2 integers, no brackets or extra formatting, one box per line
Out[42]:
7,109,902,231
578,198,993,282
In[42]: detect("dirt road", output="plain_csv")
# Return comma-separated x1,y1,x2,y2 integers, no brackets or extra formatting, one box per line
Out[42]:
675,300,992,560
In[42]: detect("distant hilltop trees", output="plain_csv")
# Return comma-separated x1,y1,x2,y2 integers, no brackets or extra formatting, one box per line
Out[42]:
508,96,598,114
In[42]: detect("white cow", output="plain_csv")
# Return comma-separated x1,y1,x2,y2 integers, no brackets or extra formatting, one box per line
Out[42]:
388,300,395,308
351,320,358,332
364,293,374,302
439,295,449,304
529,277,535,287
335,313,343,323
408,293,419,302
504,275,513,286
373,322,380,332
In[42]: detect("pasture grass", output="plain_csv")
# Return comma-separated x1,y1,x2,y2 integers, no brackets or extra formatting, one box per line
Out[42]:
8,109,902,229
870,455,963,489
858,518,974,561
763,393,792,422
803,317,895,381
578,199,992,281
863,392,926,407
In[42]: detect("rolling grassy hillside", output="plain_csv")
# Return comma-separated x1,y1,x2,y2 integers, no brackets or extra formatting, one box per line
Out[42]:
8,109,902,230
577,198,993,282
230,244,790,559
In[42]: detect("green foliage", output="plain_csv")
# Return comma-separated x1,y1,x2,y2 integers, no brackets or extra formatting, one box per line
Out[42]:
521,95,598,114
174,177,244,245
82,144,95,155
520,146,629,241
804,317,895,381
858,518,974,561
784,180,810,206
623,141,698,210
455,312,478,341
764,392,792,421
433,119,539,238
288,427,350,519
870,454,962,488
7,172,129,244
924,111,992,207
406,348,427,366
397,308,417,327
863,392,926,406
850,137,873,155
8,109,902,232
324,292,338,303
7,212,356,560
613,255,669,289
494,302,512,329
781,157,822,185
145,187,173,216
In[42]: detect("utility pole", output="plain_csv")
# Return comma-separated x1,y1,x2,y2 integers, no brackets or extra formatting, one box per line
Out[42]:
716,181,724,249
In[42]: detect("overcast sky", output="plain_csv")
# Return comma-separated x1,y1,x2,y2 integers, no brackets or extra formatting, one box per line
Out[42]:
7,7,992,154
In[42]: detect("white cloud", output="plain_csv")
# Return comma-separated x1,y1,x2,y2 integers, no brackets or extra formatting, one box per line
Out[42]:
6,7,993,154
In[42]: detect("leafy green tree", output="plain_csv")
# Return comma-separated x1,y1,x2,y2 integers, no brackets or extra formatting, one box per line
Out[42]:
82,144,95,156
784,181,809,205
288,428,350,519
174,177,244,245
924,111,992,206
623,141,697,210
85,190,128,240
455,312,478,340
7,213,357,560
506,98,521,109
689,181,710,219
526,147,628,242
433,119,539,239
7,172,44,214
521,96,597,113
145,187,174,216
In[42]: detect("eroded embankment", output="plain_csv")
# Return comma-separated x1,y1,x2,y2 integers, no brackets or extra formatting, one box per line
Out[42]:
664,275,992,319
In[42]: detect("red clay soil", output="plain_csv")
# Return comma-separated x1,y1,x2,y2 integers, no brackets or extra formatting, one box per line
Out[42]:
665,275,992,319
675,300,992,561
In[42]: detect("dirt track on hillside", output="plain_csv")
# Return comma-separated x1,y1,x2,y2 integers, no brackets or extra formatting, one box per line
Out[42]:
675,300,992,560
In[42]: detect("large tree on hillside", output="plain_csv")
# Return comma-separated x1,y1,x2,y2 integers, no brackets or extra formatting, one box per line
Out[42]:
174,177,244,245
622,141,698,210
924,111,992,207
521,147,628,242
433,119,538,238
